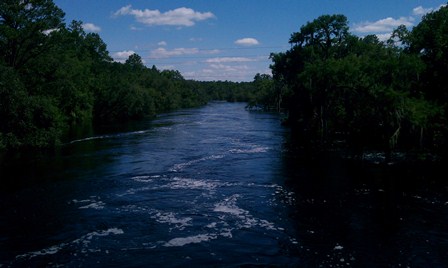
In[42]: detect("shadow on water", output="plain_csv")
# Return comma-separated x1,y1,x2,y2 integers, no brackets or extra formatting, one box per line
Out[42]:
281,137,448,267
1,103,448,267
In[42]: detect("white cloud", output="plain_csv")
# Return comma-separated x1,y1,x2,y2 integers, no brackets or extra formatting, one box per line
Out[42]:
375,33,392,42
189,37,203,42
82,23,101,33
234,38,260,46
352,4,448,42
158,41,167,46
114,5,215,27
413,6,434,16
209,64,249,72
112,50,136,63
203,49,220,54
353,17,414,33
413,4,447,16
42,28,59,35
205,57,255,63
150,47,199,58
150,47,219,58
183,65,252,81
130,25,143,31
158,65,176,70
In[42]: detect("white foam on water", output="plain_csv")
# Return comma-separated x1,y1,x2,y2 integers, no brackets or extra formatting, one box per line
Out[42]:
72,197,105,210
228,139,270,154
117,186,153,197
68,130,148,144
214,195,248,217
213,194,278,231
120,176,233,198
159,215,237,248
169,154,225,172
163,234,218,247
166,177,222,192
206,222,218,228
68,135,109,144
229,146,269,154
15,228,124,261
78,201,105,210
131,175,160,182
219,228,233,238
120,205,194,232
151,212,192,231
271,185,296,206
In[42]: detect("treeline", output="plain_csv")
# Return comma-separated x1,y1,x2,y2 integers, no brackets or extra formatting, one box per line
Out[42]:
0,0,254,149
251,6,448,157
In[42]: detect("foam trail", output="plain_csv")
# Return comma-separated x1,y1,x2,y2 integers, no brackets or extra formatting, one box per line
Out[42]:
15,228,124,261
67,130,148,144
169,154,225,172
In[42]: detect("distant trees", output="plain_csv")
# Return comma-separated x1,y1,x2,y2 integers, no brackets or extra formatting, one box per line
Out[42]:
249,9,448,155
4,0,446,156
0,0,252,149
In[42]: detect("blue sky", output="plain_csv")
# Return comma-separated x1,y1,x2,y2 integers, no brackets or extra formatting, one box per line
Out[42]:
54,0,447,82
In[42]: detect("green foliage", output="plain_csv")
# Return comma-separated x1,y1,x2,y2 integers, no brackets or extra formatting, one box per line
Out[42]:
0,0,252,150
407,5,448,103
268,11,447,153
3,0,446,154
0,0,65,69
0,65,63,148
247,73,283,111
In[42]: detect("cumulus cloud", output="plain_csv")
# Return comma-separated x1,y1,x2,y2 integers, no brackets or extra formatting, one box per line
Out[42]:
234,38,260,46
209,64,249,72
205,57,255,63
413,4,447,16
183,65,252,81
82,23,101,33
114,5,215,27
158,41,167,46
375,33,392,42
112,50,136,63
413,6,433,16
353,17,414,33
150,47,219,58
150,47,199,58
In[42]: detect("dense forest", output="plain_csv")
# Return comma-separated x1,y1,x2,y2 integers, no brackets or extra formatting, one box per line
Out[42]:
1,0,448,159
0,0,256,149
251,6,448,158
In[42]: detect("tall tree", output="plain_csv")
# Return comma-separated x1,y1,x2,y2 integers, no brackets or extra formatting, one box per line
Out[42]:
0,0,65,69
270,13,443,154
125,53,144,70
289,14,349,59
407,5,448,103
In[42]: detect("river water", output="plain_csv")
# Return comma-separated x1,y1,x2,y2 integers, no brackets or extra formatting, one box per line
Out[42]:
1,102,447,267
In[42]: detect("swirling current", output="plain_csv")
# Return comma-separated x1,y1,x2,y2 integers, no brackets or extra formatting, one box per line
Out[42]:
1,102,447,267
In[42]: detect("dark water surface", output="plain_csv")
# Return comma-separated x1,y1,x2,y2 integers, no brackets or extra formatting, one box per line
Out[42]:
1,102,447,267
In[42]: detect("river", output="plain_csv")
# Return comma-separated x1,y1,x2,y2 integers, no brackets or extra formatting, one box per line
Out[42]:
1,102,447,267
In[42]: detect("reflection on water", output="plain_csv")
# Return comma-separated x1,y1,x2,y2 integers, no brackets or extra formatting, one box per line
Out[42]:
0,102,447,267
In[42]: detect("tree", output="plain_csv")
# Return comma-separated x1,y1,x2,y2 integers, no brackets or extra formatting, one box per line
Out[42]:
247,73,278,111
407,5,448,103
0,64,62,148
0,0,65,69
271,13,444,155
125,53,144,70
289,14,349,59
